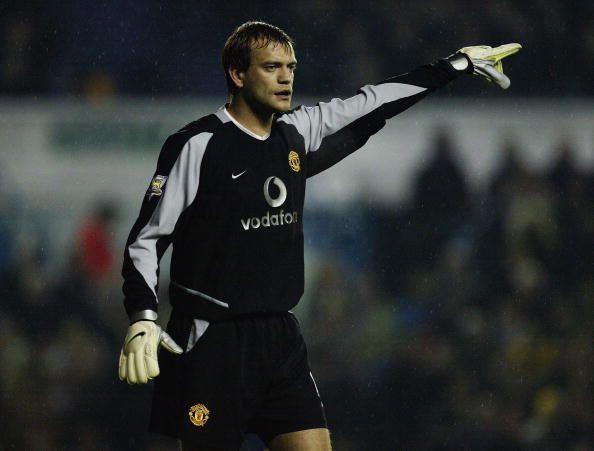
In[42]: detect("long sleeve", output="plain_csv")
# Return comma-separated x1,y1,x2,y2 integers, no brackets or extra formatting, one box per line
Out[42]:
121,129,212,319
306,113,387,178
281,59,461,176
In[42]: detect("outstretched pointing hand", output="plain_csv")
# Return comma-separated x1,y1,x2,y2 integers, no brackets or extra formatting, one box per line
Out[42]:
459,43,522,89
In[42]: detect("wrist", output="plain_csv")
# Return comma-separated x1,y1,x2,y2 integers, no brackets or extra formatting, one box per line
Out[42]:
130,309,158,323
445,52,473,73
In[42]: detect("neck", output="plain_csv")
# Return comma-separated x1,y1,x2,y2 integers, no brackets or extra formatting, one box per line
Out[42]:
226,95,274,137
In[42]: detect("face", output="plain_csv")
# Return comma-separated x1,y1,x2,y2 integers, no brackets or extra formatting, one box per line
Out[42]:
234,41,297,114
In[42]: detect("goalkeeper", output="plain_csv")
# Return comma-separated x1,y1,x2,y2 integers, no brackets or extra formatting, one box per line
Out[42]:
119,20,520,451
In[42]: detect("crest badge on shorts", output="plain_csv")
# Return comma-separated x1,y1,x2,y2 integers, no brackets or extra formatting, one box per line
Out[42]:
188,403,210,427
288,150,300,172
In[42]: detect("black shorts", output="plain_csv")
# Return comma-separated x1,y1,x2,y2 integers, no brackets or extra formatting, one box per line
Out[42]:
149,310,327,450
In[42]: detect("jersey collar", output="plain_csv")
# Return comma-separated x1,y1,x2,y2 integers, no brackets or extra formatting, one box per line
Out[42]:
221,107,270,141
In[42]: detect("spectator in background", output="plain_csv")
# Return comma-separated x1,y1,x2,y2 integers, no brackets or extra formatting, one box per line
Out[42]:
409,129,470,267
547,139,594,285
0,167,17,276
0,2,55,94
0,14,36,93
67,199,124,336
414,129,469,218
74,201,118,282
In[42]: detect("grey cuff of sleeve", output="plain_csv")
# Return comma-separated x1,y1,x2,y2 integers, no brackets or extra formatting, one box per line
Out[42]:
446,53,473,73
130,309,158,323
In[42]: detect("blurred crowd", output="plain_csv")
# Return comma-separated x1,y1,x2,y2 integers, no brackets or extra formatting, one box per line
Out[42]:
0,198,142,449
2,1,594,98
302,132,594,450
1,129,592,450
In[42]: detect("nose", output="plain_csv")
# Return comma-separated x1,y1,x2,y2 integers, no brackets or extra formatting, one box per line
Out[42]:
278,67,292,85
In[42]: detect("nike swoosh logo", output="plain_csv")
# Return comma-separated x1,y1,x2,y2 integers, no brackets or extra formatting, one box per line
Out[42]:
232,170,247,179
127,331,146,345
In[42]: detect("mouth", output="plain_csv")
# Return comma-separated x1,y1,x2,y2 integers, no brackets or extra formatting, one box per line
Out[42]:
274,89,292,100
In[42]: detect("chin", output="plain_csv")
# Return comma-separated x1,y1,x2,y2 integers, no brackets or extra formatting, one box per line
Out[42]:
252,96,291,115
275,105,291,113
272,100,292,112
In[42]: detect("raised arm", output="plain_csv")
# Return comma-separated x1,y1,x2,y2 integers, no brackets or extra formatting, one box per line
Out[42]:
279,59,460,155
286,43,521,176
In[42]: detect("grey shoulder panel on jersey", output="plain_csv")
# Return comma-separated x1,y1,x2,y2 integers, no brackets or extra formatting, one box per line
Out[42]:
127,131,214,300
277,82,426,153
123,113,227,318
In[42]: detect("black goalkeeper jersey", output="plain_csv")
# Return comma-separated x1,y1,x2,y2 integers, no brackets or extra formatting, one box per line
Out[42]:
122,60,460,320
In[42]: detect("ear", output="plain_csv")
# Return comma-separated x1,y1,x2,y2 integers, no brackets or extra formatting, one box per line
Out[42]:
228,67,245,90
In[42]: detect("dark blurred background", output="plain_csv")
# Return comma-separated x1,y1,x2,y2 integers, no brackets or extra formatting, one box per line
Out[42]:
1,0,593,97
1,1,593,450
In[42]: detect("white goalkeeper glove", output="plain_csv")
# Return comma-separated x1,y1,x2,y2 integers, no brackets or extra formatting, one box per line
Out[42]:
118,319,183,384
452,43,522,89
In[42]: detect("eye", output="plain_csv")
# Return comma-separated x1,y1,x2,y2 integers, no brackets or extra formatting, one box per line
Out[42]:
265,65,276,72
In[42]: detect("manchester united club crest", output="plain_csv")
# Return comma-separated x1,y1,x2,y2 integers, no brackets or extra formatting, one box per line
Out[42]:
189,403,210,427
288,150,300,172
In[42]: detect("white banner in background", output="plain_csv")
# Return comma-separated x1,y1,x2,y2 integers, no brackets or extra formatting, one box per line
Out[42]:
0,98,592,261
